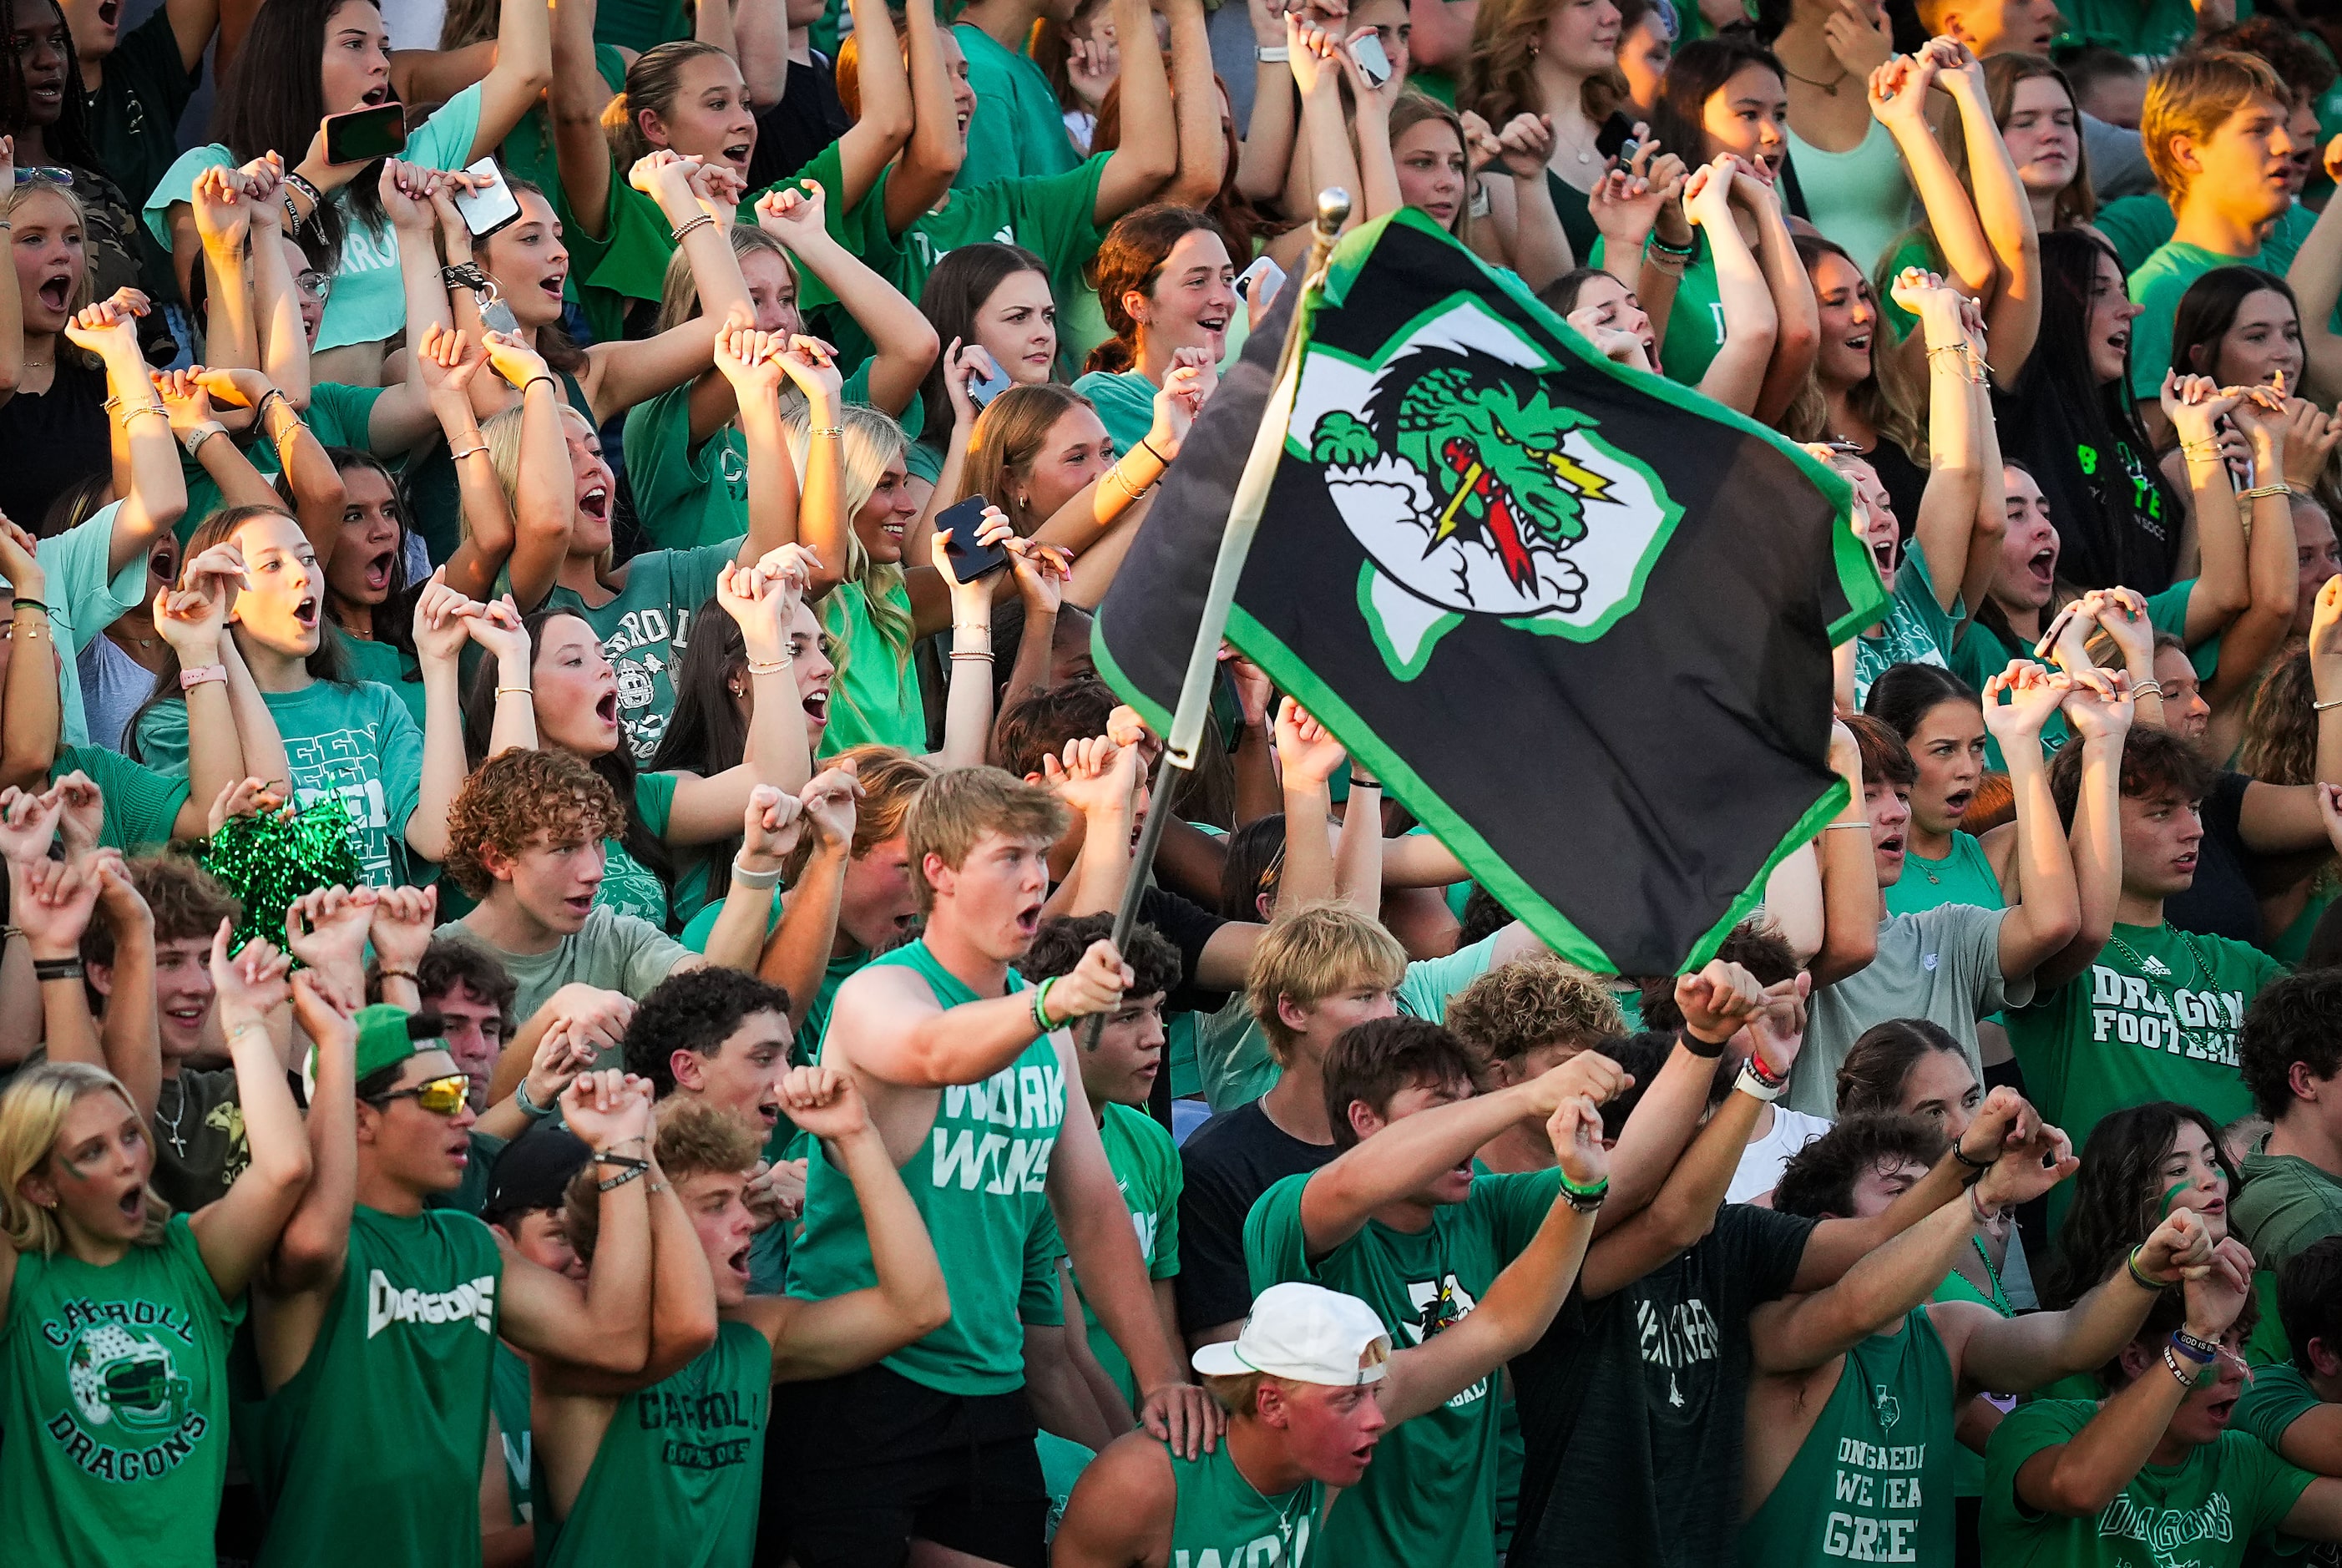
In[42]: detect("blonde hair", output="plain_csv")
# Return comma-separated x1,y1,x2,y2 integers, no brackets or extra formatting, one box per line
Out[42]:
656,225,795,335
1246,902,1408,1065
8,181,99,366
564,1097,760,1265
954,383,1099,535
481,399,614,579
2142,50,2287,204
905,766,1071,912
780,402,915,671
0,1063,170,1257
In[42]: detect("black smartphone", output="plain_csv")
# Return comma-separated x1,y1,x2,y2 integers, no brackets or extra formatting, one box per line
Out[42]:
323,102,409,166
936,495,1009,584
1594,117,1639,166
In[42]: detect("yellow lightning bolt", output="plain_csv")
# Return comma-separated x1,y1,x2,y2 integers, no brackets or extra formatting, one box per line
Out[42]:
1430,458,1484,546
1544,448,1616,502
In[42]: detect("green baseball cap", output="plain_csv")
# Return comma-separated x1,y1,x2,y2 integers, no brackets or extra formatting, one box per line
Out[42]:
354,1004,444,1080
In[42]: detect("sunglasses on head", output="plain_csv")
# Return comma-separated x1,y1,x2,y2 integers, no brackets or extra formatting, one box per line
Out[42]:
19,167,74,187
370,1074,470,1115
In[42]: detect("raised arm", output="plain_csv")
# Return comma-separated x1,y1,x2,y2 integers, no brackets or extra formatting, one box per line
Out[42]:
1869,52,1995,306
462,0,555,164
883,0,956,235
0,521,58,792
1092,0,1179,223
1978,662,2082,981
495,1073,658,1374
2033,677,2128,990
756,772,857,1009
154,545,253,842
1808,716,1882,986
548,0,615,240
581,157,753,424
750,184,938,423
68,300,186,578
1743,170,1818,428
192,939,323,1298
758,1069,949,1378
188,166,261,377
2203,389,2304,757
838,934,1129,1089
664,555,822,831
1601,969,1777,1224
711,321,814,576
1949,1206,2209,1397
1162,0,1226,210
1896,273,1988,616
1686,161,1777,416
1287,23,1364,242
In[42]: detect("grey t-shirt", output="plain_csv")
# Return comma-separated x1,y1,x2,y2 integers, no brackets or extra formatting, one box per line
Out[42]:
77,633,157,754
1788,905,2032,1118
434,908,690,1055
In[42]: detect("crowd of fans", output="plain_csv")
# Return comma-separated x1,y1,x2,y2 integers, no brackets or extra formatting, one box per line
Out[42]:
3,0,2342,1560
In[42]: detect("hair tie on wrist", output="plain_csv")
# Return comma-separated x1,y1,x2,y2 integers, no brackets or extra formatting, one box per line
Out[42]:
1677,1025,1727,1060
1139,436,1170,466
522,374,558,397
10,596,49,616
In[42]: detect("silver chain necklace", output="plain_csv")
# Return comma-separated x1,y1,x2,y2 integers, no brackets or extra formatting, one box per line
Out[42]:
157,1076,189,1157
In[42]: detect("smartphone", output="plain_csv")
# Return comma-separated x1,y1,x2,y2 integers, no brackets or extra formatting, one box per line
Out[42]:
1595,117,1639,166
967,356,1014,409
1237,255,1287,313
453,157,522,240
936,495,1009,584
322,102,408,166
1349,32,1392,89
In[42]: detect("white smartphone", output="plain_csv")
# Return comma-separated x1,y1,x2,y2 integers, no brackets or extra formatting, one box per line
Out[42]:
453,157,522,240
1349,32,1392,88
1237,255,1287,315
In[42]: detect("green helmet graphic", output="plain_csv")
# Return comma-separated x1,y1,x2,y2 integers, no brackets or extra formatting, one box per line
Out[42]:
68,1325,190,1434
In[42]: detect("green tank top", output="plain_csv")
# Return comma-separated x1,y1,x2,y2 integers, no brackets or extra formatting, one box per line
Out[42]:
1168,1439,1328,1566
1884,831,2006,919
1,1213,243,1567
783,938,1065,1396
540,1320,770,1568
255,1206,505,1568
1931,1247,2012,1500
490,1342,533,1525
1738,1306,1956,1568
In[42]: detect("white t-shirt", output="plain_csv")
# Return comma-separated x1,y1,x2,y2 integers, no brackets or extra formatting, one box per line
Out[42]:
1727,1106,1834,1204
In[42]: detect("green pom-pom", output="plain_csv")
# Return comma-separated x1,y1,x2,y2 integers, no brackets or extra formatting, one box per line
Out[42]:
201,794,366,960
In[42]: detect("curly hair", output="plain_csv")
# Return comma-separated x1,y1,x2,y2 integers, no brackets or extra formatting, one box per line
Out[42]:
620,969,795,1097
783,746,935,883
1444,954,1624,1069
1773,1113,1948,1220
389,938,518,1037
2238,645,2319,787
1637,918,1800,1031
443,750,626,898
565,1096,760,1264
1019,913,1184,1000
2037,1100,2238,1311
2239,970,2342,1124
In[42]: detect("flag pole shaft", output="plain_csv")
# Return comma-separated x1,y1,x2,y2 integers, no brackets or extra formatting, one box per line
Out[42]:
1090,188,1352,1075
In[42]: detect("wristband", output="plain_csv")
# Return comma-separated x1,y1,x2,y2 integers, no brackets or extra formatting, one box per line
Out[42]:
1140,436,1171,466
522,374,559,397
730,857,784,891
2170,1328,2218,1363
1255,43,1289,60
33,957,84,982
590,1151,650,1171
255,387,291,425
596,1164,646,1193
1742,1050,1788,1090
513,1077,554,1120
1736,1061,1785,1103
179,664,228,691
180,420,227,458
10,596,49,616
2162,1343,2208,1389
1677,1024,1727,1060
1647,231,1696,258
2126,1243,2173,1292
1031,974,1062,1035
1561,1179,1609,1213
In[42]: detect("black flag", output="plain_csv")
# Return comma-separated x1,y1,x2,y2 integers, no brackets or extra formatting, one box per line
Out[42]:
1092,210,1885,976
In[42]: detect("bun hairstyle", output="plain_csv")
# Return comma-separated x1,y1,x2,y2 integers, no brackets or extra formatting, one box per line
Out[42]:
603,41,735,171
1083,205,1226,376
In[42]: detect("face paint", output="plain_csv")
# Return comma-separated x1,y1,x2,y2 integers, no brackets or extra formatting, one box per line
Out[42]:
2161,1180,2190,1217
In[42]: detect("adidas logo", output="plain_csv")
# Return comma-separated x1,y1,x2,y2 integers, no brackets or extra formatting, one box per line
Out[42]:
2141,957,2172,978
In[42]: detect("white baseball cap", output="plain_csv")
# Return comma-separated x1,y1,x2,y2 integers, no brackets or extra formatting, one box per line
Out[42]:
1191,1282,1393,1386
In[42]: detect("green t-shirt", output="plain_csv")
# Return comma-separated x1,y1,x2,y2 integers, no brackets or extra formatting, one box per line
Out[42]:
598,771,679,929
816,577,927,756
434,909,690,1044
253,1206,504,1568
3,503,152,749
1934,1250,2014,1500
1244,1163,1563,1568
539,543,738,762
2056,0,2253,58
1738,1308,1957,1568
1066,1101,1181,1407
1070,367,1156,459
2126,239,2309,402
1593,230,1726,388
1885,829,2005,920
180,382,384,532
954,23,1081,191
498,45,629,205
489,1341,533,1526
1,1212,242,1567
2234,1150,2342,1277
1168,1439,1329,1565
593,0,685,55
55,742,188,852
784,938,1063,1396
1196,933,1503,1112
2231,1360,2329,1469
338,633,425,729
559,159,685,345
2006,923,2285,1155
133,677,426,889
539,1320,770,1568
144,88,486,353
1854,540,1965,708
1981,1399,2313,1568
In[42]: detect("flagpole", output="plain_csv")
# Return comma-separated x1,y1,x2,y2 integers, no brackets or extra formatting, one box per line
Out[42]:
1099,186,1352,1088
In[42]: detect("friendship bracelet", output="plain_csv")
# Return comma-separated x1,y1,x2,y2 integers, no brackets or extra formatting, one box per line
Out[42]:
2126,1243,2172,1292
597,1164,646,1193
2242,482,2292,498
730,857,784,891
1031,975,1062,1036
1742,1051,1789,1091
32,957,84,982
670,214,716,243
255,387,292,426
812,425,844,439
1967,1185,2006,1227
1647,231,1696,258
513,1077,554,1120
283,171,323,209
2179,438,2221,462
2314,695,2342,711
1560,1176,1609,1213
10,596,49,616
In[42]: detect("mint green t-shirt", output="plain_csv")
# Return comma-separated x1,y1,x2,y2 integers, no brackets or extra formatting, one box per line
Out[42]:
954,23,1081,191
435,908,690,1045
1853,539,1965,708
1069,367,1155,460
1066,1101,1181,1407
2127,241,2286,403
1885,829,2005,920
143,88,487,353
2,503,153,749
180,382,385,533
55,743,190,852
1982,1399,2312,1568
133,677,426,889
597,771,679,928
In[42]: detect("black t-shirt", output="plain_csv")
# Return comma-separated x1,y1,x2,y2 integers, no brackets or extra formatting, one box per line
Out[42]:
1508,1202,1817,1568
1175,1100,1336,1333
85,6,200,306
1991,379,2179,594
2165,770,2263,945
1871,437,1930,547
748,54,853,194
0,357,111,532
1137,885,1232,1019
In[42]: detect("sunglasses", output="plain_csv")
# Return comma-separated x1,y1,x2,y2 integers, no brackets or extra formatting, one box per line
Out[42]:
370,1074,470,1115
19,167,74,186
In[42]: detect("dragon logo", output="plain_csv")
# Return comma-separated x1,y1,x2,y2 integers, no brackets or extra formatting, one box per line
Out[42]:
1287,296,1681,678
